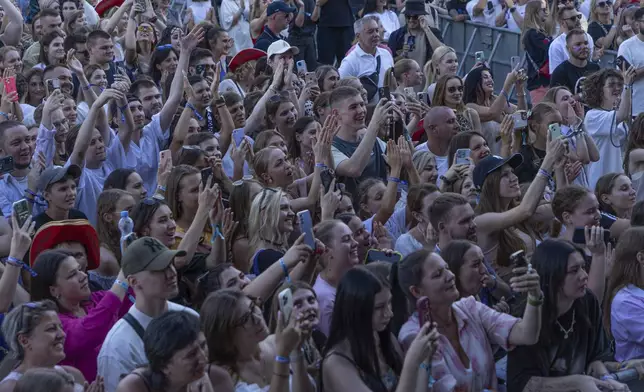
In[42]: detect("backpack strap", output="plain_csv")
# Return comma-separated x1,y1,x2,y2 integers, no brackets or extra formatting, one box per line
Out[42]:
123,313,145,340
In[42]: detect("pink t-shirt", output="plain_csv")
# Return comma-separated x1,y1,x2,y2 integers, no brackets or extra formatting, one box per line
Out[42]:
399,296,519,392
313,275,336,337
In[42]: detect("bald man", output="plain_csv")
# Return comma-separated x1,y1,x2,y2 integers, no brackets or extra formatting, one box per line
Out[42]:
415,106,460,185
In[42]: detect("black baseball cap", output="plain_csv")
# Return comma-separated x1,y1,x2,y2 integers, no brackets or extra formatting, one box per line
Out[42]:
267,1,297,16
473,154,523,189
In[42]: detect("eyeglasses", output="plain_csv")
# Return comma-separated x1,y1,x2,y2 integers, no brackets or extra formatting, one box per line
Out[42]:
447,85,464,93
564,14,582,21
597,1,612,7
18,302,38,330
406,14,419,20
234,297,263,328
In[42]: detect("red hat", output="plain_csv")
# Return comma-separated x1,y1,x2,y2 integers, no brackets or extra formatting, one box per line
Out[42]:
30,219,100,270
229,48,267,73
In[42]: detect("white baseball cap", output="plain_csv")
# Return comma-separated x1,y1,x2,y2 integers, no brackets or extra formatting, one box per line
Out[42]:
267,40,300,59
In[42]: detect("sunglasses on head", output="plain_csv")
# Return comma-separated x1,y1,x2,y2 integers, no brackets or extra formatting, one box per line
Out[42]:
447,85,464,93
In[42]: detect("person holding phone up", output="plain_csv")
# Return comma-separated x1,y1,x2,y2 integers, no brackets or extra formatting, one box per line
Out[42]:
393,249,543,391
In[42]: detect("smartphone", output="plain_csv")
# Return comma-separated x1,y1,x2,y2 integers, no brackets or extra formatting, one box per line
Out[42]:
549,123,562,139
572,227,611,244
232,129,245,147
379,86,391,100
136,0,147,10
297,210,316,250
600,212,617,230
616,55,632,71
296,60,307,75
510,250,528,268
201,167,213,188
403,87,415,98
304,71,316,85
417,296,432,326
45,79,55,95
4,76,16,97
278,288,294,324
0,156,14,175
320,168,335,193
510,55,521,70
417,92,428,104
159,149,171,166
475,51,485,63
455,148,471,165
512,110,528,130
12,199,30,229
406,35,416,51
364,249,403,264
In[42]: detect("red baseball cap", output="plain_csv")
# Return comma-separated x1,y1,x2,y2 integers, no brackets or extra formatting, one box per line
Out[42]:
229,48,267,73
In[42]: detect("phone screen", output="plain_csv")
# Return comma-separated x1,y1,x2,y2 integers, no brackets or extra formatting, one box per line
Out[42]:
549,123,562,139
455,149,471,165
297,210,316,250
13,199,30,228
201,167,213,188
0,156,14,175
379,87,390,100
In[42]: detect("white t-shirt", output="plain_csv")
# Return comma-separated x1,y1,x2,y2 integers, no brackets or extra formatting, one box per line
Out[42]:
364,10,401,41
466,0,502,27
97,301,199,392
548,32,595,75
338,44,395,89
395,232,424,257
617,35,644,117
127,114,170,194
504,4,526,32
219,0,253,56
584,109,627,190
415,142,448,186
69,129,134,226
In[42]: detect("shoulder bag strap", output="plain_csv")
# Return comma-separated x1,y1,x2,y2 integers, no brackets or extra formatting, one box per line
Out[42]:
123,313,145,340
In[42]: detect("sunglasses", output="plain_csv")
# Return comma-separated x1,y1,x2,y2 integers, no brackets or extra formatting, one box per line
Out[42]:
564,14,582,21
138,26,153,33
447,85,464,93
232,175,255,187
597,1,612,7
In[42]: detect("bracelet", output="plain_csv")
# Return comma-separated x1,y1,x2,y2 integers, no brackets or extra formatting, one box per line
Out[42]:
275,355,290,364
538,168,552,179
527,293,544,307
279,258,291,283
114,279,129,290
315,163,327,169
0,112,9,120
387,176,401,183
420,362,431,373
7,256,38,277
24,189,38,198
157,185,166,192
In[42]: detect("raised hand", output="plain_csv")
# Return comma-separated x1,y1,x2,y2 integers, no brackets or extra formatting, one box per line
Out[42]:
182,25,205,53
66,49,84,75
585,225,606,256
282,233,314,267
10,213,35,258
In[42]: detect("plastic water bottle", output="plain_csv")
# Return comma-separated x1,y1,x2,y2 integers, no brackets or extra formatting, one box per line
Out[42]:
118,211,134,255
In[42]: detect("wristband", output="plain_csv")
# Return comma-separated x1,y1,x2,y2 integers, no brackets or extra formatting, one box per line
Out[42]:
114,279,129,290
24,189,38,198
279,258,291,283
420,362,431,373
527,292,544,307
538,168,552,180
0,112,9,120
315,163,328,169
387,176,401,183
275,355,290,364
7,256,38,277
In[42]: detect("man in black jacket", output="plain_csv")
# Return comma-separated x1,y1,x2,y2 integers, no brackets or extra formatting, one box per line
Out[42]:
388,0,443,66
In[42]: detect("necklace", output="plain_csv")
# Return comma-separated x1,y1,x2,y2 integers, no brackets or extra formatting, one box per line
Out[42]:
556,309,576,339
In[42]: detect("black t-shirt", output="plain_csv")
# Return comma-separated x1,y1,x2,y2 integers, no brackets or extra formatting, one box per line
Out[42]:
507,291,613,392
550,60,600,94
515,144,546,184
319,0,355,26
33,209,88,232
588,21,614,50
523,29,552,90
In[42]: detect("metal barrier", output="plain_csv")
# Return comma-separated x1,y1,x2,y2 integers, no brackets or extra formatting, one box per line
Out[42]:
437,15,618,96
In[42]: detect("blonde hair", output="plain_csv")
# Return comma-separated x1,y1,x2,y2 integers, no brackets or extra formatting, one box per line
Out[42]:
425,46,457,88
248,188,290,256
412,150,436,174
522,1,553,41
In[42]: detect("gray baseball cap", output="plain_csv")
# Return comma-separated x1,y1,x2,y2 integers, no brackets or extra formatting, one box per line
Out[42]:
121,237,187,277
37,165,82,192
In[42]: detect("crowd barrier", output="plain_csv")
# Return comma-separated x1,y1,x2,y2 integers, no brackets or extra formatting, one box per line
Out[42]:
436,15,618,100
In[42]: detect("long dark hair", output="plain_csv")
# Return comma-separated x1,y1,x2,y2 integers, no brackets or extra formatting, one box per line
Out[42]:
463,66,491,105
441,240,477,297
143,311,201,390
131,197,169,237
149,46,179,85
531,240,591,345
31,250,77,305
323,267,403,388
390,249,431,335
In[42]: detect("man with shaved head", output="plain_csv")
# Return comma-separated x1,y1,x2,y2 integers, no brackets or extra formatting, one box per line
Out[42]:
415,106,460,185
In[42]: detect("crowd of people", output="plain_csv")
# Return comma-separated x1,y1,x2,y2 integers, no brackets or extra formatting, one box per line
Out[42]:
0,0,640,390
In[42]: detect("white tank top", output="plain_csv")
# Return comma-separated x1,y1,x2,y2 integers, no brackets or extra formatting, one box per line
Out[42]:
1,365,84,391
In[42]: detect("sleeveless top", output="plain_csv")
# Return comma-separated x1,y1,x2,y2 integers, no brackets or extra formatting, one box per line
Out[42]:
320,351,397,392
